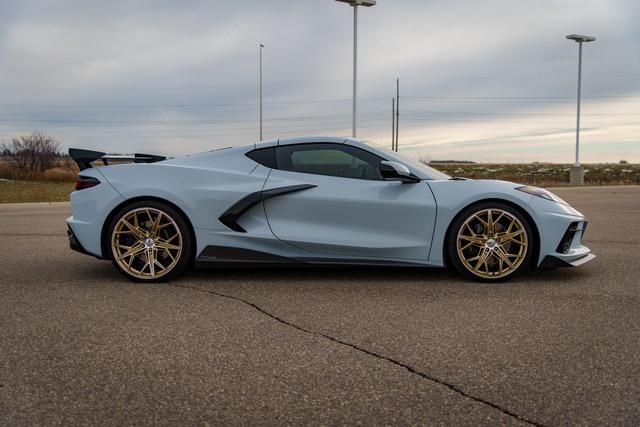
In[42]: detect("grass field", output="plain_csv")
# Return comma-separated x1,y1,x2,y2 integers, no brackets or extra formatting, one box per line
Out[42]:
1,162,639,203
431,163,640,187
0,180,73,203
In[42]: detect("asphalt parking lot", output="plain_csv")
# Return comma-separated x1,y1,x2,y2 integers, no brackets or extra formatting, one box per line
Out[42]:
1,185,639,425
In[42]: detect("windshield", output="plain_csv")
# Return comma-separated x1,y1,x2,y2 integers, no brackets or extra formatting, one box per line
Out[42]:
373,144,451,180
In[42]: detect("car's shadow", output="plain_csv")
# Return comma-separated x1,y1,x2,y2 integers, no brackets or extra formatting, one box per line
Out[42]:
73,256,589,288
181,263,588,287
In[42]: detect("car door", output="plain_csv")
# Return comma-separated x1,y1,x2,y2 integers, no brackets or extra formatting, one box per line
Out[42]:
262,142,437,261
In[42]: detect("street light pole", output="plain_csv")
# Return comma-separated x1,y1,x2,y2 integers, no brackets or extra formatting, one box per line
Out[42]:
352,5,357,137
259,43,264,141
566,34,595,185
574,40,583,166
336,0,376,138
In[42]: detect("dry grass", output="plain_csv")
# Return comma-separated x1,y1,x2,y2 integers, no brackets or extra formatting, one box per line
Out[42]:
0,180,74,203
42,166,78,182
431,163,640,187
0,160,13,179
0,157,78,182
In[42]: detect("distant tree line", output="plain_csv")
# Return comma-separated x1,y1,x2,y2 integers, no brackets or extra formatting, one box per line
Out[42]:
429,160,476,164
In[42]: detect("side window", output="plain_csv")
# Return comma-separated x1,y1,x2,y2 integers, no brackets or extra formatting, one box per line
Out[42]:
276,143,383,180
246,147,277,168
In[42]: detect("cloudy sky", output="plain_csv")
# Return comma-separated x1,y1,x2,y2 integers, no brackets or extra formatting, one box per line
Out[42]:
0,0,638,162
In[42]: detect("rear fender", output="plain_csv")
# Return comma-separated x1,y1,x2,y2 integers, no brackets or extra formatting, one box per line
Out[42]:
67,172,125,257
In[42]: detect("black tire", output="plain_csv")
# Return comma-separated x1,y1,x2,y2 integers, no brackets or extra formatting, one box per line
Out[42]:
447,201,534,283
106,200,193,282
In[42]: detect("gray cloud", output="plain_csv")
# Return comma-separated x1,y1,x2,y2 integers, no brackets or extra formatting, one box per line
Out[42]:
0,0,638,161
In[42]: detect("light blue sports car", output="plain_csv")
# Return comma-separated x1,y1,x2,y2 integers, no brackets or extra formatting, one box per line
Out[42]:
67,136,594,282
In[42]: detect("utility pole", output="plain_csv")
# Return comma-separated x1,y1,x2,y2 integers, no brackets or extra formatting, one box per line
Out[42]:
259,43,264,141
395,78,399,151
391,98,395,150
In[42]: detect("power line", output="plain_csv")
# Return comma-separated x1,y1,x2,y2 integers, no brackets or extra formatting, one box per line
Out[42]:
402,111,640,116
5,120,630,141
2,73,638,92
0,98,387,109
0,94,638,109
400,74,640,81
403,95,640,100
0,111,389,125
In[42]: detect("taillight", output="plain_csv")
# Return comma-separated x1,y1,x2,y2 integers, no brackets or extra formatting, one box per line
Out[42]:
75,176,100,191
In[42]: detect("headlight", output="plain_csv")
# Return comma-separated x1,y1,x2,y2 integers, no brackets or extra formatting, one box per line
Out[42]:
516,185,569,205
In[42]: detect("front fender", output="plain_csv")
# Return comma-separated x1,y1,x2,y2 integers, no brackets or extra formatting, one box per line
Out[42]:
426,180,537,264
427,179,586,266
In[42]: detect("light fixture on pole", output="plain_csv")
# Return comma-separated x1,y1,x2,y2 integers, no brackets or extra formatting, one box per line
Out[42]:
259,43,264,141
335,0,376,138
566,34,595,186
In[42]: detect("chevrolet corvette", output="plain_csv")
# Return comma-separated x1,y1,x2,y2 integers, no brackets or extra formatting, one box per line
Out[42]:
67,136,594,282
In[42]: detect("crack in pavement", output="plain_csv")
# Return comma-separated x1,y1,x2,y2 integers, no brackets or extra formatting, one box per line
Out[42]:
171,282,545,426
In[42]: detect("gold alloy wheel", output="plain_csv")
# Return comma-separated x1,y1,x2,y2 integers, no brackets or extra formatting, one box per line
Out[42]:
111,208,183,279
456,208,528,279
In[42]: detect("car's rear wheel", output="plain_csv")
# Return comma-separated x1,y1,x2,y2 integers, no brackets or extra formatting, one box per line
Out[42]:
107,201,192,282
447,202,532,282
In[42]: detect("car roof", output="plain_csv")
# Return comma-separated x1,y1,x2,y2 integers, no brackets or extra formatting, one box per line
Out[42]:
255,136,359,149
278,136,350,146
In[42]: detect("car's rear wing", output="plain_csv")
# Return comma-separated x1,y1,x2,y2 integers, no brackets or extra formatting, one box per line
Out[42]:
69,148,166,171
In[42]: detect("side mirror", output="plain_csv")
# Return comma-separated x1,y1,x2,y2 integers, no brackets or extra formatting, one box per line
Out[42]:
380,161,420,183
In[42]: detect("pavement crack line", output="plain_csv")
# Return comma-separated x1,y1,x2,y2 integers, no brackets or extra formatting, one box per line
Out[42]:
171,283,545,426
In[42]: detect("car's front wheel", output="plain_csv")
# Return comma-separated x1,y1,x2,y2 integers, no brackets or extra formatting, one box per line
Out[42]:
107,201,192,282
447,202,533,282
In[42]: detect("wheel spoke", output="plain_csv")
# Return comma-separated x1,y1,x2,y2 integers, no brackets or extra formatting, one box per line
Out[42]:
155,240,181,251
120,218,145,239
465,223,479,237
147,248,155,276
117,243,145,260
162,248,176,262
154,256,165,270
127,253,136,269
163,233,179,244
474,248,491,272
497,229,524,243
149,211,163,238
506,217,515,234
459,235,485,246
133,211,140,229
460,241,475,251
475,214,488,228
494,246,515,269
486,210,495,235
